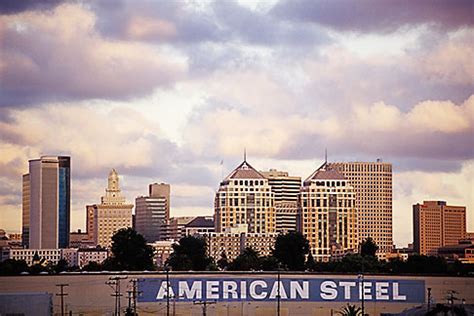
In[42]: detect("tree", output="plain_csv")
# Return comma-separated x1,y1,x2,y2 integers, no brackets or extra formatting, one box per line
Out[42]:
0,259,29,275
273,232,310,271
305,252,317,271
217,251,229,270
228,247,262,271
53,258,69,274
260,255,279,271
166,235,213,271
360,237,378,257
82,261,103,271
108,228,155,271
338,304,362,316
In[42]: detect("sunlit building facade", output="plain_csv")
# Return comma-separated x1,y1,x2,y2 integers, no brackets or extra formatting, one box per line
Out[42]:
299,163,358,262
87,169,133,248
413,200,466,255
214,159,275,234
329,161,392,259
23,156,70,249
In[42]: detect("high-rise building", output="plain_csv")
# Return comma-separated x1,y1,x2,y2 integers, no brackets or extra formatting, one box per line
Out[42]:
328,161,392,259
23,156,70,249
299,163,358,262
413,201,466,256
22,174,30,248
214,159,275,234
86,169,133,247
260,169,301,233
135,183,171,242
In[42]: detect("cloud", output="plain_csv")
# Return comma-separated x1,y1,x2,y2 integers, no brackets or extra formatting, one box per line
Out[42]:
0,3,187,105
272,0,473,33
414,30,474,86
184,93,474,167
393,160,474,246
0,0,63,15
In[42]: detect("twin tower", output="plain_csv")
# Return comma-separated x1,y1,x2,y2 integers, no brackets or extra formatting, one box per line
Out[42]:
214,158,392,261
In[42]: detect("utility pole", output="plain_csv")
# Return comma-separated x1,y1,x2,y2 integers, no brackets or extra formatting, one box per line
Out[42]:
106,276,128,316
427,287,432,312
194,300,216,316
165,266,170,316
56,283,69,316
277,265,281,316
358,274,365,316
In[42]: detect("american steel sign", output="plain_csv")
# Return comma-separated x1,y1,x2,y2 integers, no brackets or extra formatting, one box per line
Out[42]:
138,277,425,303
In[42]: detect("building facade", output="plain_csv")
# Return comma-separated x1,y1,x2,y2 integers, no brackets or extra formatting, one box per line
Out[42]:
86,169,133,248
206,225,277,261
69,230,95,248
22,174,30,248
260,169,300,233
162,216,196,241
328,161,392,259
413,201,466,255
135,183,170,242
183,216,215,236
215,159,275,234
77,249,108,268
23,156,71,249
149,240,175,268
299,163,358,262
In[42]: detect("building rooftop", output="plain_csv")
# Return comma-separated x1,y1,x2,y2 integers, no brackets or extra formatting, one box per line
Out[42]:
224,160,266,180
185,216,214,228
304,162,346,183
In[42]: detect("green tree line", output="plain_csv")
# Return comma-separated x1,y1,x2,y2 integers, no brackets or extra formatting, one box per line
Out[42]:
1,229,473,276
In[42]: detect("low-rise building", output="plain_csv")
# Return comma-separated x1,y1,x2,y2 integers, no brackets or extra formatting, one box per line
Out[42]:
149,240,175,268
77,248,108,268
10,249,62,265
437,242,474,264
206,224,277,261
183,216,215,236
8,248,108,267
69,230,95,248
162,216,196,241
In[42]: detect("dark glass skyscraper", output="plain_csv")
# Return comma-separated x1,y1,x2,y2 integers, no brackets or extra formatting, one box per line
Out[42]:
58,156,71,248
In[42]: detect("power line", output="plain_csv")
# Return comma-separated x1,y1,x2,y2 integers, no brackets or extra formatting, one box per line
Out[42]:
126,278,142,316
193,300,216,316
56,283,69,316
106,276,128,316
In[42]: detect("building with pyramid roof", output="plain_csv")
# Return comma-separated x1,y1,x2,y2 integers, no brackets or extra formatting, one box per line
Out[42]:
214,158,276,234
299,162,358,261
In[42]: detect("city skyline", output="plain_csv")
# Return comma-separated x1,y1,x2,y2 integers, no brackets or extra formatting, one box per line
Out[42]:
0,1,473,248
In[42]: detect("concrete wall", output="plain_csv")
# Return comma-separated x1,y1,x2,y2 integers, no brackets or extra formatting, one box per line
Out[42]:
0,273,472,316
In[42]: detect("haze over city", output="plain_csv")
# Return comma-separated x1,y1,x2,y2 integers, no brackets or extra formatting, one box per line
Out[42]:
0,0,473,249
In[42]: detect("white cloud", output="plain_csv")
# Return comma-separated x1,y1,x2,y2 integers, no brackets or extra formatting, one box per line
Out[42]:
0,3,187,103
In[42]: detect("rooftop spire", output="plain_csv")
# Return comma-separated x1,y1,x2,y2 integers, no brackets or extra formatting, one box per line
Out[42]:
244,147,247,162
325,148,328,164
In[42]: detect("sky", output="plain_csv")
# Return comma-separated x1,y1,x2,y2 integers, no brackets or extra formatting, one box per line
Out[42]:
0,0,473,247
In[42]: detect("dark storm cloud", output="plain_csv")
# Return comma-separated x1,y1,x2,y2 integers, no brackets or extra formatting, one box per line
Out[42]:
272,0,473,33
0,0,63,14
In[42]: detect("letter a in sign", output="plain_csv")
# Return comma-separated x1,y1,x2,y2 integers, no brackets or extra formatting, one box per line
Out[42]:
156,281,175,300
